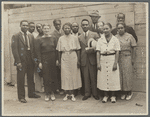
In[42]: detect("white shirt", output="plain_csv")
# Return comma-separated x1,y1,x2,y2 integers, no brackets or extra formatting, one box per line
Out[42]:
72,33,79,37
83,30,89,37
20,30,30,50
96,35,120,54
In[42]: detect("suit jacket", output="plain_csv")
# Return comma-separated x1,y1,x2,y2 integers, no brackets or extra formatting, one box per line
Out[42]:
89,24,97,33
50,29,64,44
111,25,138,42
11,32,35,66
79,30,99,66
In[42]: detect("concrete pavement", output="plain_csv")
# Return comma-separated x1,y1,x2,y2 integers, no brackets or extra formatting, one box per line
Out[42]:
3,85,147,116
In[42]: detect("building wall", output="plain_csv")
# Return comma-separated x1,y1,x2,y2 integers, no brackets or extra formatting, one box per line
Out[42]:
4,3,147,92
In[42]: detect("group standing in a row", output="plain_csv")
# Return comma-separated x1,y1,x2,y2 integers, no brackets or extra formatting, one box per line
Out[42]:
11,11,137,103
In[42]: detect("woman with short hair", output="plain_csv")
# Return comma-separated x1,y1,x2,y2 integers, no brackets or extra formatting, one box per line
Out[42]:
96,23,121,103
115,22,137,100
36,24,58,101
56,22,82,102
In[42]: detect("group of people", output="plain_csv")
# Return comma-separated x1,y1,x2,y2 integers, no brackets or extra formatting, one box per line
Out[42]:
11,10,138,104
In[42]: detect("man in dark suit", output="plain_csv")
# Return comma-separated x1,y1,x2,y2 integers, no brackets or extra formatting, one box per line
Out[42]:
11,20,41,103
89,10,101,33
51,19,64,95
79,19,99,100
111,13,138,42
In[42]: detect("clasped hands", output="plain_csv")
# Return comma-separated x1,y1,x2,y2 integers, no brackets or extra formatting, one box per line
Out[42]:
97,62,117,71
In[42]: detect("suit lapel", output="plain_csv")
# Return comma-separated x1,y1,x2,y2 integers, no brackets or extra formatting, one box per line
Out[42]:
19,32,26,46
80,33,87,46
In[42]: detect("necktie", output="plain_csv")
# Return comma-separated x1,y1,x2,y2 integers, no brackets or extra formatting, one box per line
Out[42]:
24,32,28,48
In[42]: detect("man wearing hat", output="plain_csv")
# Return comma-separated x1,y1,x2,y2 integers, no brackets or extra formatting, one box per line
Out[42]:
89,10,101,33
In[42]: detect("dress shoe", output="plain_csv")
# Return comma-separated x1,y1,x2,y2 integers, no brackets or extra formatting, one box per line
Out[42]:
102,96,109,103
82,96,91,100
110,96,116,103
70,94,76,102
126,93,133,101
50,94,56,101
45,95,49,102
29,94,41,98
63,94,69,101
93,96,100,100
19,99,27,103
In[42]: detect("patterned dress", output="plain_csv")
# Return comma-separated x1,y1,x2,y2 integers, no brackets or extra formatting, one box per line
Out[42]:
96,35,121,91
56,34,82,90
115,32,137,91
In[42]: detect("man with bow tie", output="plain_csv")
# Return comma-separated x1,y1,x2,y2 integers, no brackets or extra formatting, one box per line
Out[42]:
11,20,41,103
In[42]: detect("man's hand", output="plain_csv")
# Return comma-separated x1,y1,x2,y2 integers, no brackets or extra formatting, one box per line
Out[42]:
17,63,22,70
77,61,80,68
112,62,117,71
97,64,101,71
56,60,59,66
39,63,42,69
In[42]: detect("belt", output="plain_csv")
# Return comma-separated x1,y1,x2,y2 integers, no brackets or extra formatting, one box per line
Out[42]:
101,53,115,56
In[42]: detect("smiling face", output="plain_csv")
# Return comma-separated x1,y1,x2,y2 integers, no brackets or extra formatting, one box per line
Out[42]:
103,24,111,36
28,23,35,33
117,23,125,36
43,25,50,35
63,25,71,35
20,21,28,33
81,21,89,32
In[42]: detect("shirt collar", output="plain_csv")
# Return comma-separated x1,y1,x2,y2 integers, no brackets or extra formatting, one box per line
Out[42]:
20,30,30,35
83,30,89,36
42,34,52,38
72,32,78,37
55,29,61,34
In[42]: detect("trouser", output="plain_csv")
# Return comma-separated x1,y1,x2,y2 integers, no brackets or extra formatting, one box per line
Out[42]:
17,50,35,100
81,58,97,97
56,66,61,90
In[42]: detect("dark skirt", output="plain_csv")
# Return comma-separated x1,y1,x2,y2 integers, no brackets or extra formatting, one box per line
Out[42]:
41,51,58,94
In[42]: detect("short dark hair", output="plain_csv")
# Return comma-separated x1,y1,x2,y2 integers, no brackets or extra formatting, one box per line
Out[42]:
97,21,105,26
117,13,125,19
53,19,61,25
81,19,89,24
42,23,51,29
20,20,28,26
28,22,35,25
105,23,112,29
71,22,79,29
62,22,72,30
116,22,126,32
36,23,42,27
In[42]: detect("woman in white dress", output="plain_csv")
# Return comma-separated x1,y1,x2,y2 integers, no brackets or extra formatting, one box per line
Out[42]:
96,23,121,103
56,22,82,101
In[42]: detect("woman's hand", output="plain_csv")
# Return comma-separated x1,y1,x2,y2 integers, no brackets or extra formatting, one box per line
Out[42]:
39,63,42,69
56,60,59,66
58,62,61,69
131,59,135,66
77,60,80,68
112,62,117,71
97,64,101,71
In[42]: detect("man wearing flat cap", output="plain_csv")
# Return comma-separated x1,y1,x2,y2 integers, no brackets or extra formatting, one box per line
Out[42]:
89,10,101,33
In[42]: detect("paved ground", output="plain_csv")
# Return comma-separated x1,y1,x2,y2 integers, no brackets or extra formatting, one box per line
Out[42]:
3,85,147,116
